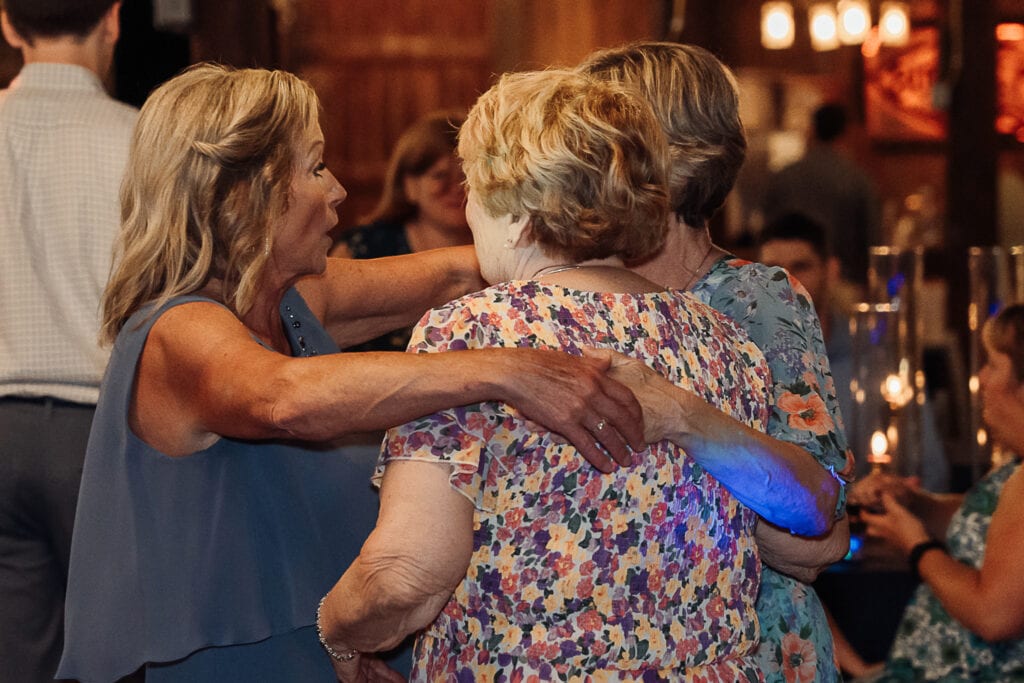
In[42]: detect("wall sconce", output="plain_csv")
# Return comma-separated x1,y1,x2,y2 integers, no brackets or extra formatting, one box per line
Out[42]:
762,2,796,49
879,1,910,46
809,2,840,50
837,0,872,44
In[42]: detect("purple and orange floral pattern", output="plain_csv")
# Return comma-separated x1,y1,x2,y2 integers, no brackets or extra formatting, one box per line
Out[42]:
692,256,852,683
377,281,771,681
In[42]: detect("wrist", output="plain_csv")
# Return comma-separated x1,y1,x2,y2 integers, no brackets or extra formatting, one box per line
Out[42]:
668,390,703,443
316,594,360,663
907,539,945,582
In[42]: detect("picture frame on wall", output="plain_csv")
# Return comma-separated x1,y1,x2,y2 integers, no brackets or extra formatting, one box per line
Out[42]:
997,23,1024,142
864,26,948,142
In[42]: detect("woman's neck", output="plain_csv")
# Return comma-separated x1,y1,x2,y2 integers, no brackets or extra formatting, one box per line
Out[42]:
525,255,661,294
632,218,724,292
206,275,291,354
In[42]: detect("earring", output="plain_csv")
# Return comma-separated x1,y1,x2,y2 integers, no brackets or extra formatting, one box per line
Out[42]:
264,234,272,256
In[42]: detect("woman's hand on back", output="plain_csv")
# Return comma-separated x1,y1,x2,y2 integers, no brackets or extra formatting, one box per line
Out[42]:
499,347,645,473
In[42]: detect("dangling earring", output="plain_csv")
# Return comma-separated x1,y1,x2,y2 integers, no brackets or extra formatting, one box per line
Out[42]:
264,234,272,257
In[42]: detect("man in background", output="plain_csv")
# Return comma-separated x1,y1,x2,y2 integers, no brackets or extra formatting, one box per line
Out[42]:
758,212,948,490
763,102,882,286
0,1,136,680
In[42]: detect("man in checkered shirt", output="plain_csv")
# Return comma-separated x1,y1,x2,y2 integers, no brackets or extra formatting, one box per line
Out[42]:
0,1,137,680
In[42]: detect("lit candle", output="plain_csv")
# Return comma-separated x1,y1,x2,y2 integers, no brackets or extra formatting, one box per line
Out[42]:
881,372,912,408
868,430,892,473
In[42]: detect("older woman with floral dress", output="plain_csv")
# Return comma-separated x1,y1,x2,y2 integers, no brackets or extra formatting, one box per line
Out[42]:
580,42,853,683
317,68,841,682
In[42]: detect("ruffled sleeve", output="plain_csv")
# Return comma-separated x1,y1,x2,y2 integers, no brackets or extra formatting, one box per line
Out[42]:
372,298,515,510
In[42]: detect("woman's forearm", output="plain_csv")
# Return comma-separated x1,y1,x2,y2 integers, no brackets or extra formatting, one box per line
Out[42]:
603,354,839,535
310,246,484,349
321,461,475,655
666,390,838,535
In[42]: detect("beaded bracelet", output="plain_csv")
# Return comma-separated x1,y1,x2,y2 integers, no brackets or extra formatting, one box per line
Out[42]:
908,539,946,582
316,595,359,662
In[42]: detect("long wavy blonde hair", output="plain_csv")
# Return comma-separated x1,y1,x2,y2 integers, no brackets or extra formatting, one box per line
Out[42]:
100,62,320,344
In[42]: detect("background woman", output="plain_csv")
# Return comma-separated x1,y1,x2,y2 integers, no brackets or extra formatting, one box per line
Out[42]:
580,42,853,683
56,63,649,683
319,68,827,681
332,111,471,351
844,304,1024,681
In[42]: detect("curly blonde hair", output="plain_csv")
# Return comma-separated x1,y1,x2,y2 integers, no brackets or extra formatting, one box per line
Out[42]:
578,42,746,229
458,69,669,263
100,62,320,344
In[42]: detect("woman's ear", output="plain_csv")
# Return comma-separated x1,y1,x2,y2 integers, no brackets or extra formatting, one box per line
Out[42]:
506,214,533,248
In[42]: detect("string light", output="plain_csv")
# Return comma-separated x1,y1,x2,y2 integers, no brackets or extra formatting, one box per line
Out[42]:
838,0,871,44
879,2,910,46
762,2,796,49
761,1,909,50
809,3,840,50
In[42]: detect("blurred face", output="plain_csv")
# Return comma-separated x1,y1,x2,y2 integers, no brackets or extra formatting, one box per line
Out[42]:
759,239,830,309
272,122,347,279
404,154,469,235
979,337,1019,401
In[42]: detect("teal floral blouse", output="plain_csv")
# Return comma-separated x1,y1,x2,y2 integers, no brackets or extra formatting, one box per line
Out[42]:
377,281,771,682
879,457,1024,682
691,256,852,683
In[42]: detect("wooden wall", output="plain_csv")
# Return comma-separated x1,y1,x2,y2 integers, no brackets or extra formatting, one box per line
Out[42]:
279,0,664,230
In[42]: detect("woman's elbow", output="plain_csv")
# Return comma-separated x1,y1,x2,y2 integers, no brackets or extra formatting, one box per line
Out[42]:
362,546,469,632
265,374,341,440
972,613,1024,643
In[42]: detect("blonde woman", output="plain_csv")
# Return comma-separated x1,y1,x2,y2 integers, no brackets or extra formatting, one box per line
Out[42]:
56,63,650,683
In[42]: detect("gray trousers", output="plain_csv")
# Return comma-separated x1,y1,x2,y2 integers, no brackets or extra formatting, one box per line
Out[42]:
0,397,93,683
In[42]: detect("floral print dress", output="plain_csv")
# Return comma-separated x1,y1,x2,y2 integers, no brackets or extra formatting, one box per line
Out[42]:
377,281,771,682
878,457,1024,682
691,256,853,683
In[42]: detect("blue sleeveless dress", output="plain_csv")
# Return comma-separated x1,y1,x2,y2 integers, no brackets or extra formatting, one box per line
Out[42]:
57,290,392,682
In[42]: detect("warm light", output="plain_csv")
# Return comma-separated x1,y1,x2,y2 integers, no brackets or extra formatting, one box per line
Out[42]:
881,372,913,407
969,375,980,394
879,2,910,46
762,2,795,49
861,28,882,58
869,430,893,469
838,0,871,45
997,23,1024,42
977,428,988,447
887,423,899,452
870,431,888,458
809,3,840,51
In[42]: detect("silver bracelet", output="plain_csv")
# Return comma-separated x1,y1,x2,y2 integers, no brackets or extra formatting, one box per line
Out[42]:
316,595,359,662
